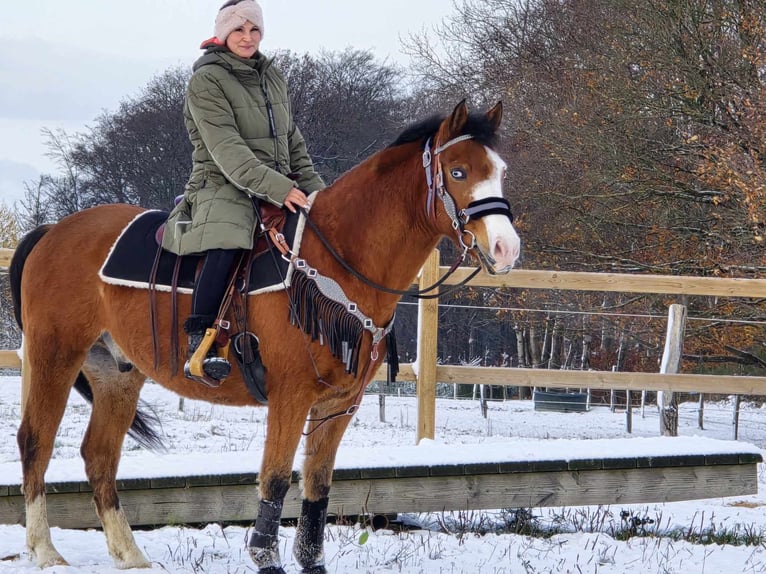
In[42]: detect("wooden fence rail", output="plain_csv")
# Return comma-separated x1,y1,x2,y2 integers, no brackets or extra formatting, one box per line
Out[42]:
2,247,765,442
0,248,11,270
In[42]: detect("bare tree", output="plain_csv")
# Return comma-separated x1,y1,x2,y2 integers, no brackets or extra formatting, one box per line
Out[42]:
277,49,409,182
70,67,193,209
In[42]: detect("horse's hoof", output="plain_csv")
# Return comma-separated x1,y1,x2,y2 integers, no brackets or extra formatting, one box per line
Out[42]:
34,552,69,568
115,555,151,569
258,568,287,574
301,567,328,574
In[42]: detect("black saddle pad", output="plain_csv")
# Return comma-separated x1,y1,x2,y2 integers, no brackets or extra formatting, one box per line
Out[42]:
99,210,301,294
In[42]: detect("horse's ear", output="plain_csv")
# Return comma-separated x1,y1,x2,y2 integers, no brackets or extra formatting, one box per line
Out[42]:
437,100,469,144
448,100,470,132
487,101,503,132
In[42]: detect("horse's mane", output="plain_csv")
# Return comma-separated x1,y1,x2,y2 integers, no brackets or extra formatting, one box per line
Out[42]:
388,112,499,150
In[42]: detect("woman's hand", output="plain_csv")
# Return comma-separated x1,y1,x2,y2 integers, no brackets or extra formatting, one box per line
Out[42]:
283,187,309,213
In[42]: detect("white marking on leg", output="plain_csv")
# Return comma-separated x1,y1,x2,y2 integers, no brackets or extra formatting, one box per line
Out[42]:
100,506,151,569
26,495,68,567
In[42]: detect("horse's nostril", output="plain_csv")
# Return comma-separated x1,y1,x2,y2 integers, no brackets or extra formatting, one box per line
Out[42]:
494,239,509,262
492,236,520,269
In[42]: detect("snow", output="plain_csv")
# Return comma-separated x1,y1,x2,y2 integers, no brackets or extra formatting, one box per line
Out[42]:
1,374,766,573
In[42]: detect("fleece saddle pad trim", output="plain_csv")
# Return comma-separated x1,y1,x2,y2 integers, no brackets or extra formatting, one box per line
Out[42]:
98,201,312,296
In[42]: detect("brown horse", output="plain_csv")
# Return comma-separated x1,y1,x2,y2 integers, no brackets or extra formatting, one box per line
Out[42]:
10,101,520,573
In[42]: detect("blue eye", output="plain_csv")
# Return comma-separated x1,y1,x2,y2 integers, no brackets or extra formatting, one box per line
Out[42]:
450,168,466,180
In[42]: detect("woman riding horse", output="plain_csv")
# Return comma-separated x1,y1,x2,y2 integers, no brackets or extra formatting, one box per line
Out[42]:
11,100,519,573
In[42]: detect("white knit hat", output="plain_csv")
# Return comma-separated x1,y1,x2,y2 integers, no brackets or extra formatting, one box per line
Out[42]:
214,0,264,42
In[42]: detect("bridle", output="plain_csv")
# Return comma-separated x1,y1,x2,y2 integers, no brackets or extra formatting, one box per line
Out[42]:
423,135,514,277
299,133,514,300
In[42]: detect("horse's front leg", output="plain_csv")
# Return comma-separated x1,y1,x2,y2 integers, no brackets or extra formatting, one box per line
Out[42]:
249,392,314,574
294,394,358,574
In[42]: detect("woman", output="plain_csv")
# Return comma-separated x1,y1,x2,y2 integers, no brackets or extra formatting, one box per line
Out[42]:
163,0,325,383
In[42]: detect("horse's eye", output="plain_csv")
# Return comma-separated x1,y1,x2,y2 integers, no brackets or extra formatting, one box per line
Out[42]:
450,168,466,180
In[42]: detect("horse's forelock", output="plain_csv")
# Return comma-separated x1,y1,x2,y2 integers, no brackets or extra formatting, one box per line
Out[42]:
388,112,500,150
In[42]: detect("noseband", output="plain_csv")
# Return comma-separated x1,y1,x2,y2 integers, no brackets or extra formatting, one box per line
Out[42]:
423,135,514,262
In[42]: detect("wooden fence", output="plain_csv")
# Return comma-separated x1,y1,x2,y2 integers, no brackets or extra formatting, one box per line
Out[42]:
382,251,766,442
3,247,766,442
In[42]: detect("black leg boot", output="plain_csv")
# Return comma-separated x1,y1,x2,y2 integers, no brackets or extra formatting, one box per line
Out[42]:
183,315,231,382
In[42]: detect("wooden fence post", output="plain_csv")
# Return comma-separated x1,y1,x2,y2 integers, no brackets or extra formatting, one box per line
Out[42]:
732,395,741,440
416,250,440,443
659,304,687,437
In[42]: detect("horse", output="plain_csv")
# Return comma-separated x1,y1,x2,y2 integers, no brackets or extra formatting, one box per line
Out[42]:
9,100,520,573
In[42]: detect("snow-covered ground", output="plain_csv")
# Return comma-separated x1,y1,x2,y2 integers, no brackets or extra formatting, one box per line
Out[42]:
1,374,766,573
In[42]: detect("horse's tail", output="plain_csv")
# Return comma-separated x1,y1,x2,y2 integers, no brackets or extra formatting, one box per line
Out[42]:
10,224,165,452
10,224,53,330
73,373,166,452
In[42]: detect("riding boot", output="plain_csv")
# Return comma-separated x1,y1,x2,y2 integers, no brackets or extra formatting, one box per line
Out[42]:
183,314,231,382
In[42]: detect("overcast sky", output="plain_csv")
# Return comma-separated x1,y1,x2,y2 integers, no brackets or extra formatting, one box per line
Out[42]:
0,0,454,205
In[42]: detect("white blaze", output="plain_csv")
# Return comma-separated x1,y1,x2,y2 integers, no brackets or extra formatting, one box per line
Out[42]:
470,148,520,271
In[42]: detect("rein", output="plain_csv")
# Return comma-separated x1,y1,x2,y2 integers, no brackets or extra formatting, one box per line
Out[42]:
299,212,480,299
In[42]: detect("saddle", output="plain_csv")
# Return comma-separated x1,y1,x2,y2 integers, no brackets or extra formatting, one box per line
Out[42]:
99,201,307,404
101,206,300,295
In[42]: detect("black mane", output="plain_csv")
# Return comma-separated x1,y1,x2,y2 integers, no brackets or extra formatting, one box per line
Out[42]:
388,112,499,150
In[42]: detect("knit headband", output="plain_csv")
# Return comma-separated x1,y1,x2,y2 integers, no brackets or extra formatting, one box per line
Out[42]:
214,0,264,42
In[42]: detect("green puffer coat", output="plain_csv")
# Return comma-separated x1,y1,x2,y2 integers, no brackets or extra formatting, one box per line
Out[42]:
162,46,324,255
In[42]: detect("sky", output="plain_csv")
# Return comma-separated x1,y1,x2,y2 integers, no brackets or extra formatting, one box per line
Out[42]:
1,376,766,572
0,0,455,206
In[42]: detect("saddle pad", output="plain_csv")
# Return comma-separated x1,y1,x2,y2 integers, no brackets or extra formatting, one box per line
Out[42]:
99,208,307,295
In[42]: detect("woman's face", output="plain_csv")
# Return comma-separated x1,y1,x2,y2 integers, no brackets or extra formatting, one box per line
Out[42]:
226,20,261,59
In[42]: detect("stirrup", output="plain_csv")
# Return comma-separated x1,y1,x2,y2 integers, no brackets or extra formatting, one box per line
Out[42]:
184,359,230,388
186,328,231,386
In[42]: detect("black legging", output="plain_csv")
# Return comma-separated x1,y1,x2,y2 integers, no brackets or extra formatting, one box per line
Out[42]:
191,248,238,319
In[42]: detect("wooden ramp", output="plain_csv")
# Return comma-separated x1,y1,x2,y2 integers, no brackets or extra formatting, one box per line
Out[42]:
0,438,761,529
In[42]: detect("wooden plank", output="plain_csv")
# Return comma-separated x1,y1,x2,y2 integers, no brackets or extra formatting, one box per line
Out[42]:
5,352,761,397
416,250,440,442
418,365,766,395
331,465,759,512
441,267,766,298
0,350,21,369
375,363,766,394
0,248,12,270
0,463,757,529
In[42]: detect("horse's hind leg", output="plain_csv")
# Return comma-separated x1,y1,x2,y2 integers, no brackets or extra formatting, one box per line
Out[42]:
294,396,357,574
80,342,150,569
18,333,87,567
